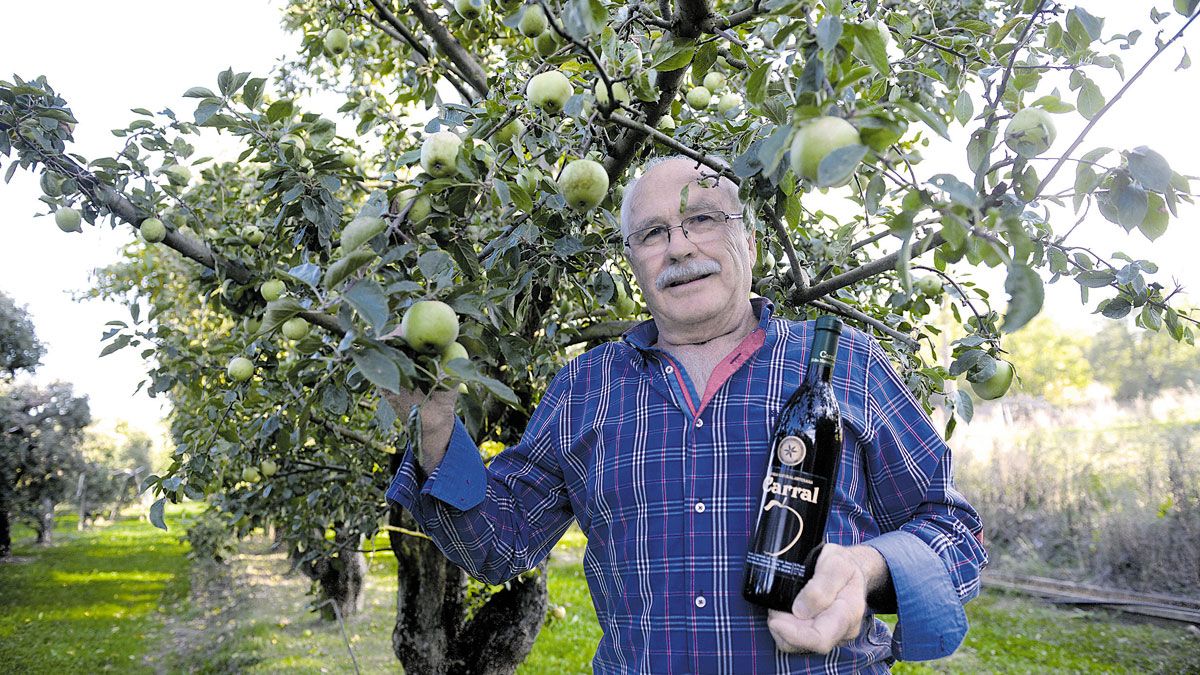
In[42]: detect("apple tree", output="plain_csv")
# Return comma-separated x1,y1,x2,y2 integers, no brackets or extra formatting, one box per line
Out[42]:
3,0,1200,671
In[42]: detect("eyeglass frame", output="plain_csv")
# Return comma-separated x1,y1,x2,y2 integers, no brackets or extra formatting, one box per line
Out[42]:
622,211,746,254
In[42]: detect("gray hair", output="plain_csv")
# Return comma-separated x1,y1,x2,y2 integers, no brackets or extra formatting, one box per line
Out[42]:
619,155,744,239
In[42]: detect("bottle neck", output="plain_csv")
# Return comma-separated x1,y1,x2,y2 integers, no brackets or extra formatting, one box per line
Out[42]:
804,329,840,386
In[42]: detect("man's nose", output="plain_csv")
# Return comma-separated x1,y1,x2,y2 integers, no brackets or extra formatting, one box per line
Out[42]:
665,224,700,261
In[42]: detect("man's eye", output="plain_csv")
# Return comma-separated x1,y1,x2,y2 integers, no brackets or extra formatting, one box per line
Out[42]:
689,213,716,224
639,226,667,243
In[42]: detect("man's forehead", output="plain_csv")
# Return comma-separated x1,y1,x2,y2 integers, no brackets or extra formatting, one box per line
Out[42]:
628,162,731,223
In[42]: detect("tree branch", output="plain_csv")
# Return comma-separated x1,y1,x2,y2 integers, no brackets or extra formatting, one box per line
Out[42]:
811,298,918,349
315,415,396,454
793,231,946,304
1034,10,1200,198
563,320,640,345
404,0,489,97
361,1,474,101
607,112,736,181
760,199,807,291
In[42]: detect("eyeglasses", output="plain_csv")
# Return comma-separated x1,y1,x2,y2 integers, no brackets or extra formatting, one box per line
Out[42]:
623,211,744,255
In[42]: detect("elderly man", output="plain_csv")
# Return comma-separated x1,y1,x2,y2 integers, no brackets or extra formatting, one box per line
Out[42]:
386,156,987,673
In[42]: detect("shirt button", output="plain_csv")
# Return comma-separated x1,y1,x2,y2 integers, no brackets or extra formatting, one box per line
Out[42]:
694,502,706,513
695,418,704,428
665,365,674,374
695,596,707,608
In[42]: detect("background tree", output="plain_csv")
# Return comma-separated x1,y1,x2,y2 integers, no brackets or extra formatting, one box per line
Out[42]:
1087,314,1200,401
3,0,1200,671
1001,315,1093,405
0,290,45,555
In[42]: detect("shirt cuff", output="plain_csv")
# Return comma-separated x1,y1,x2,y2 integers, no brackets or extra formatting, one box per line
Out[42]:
865,530,969,661
385,417,487,512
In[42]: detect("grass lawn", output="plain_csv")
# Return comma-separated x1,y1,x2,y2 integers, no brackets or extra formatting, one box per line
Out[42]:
0,504,197,673
4,513,1198,673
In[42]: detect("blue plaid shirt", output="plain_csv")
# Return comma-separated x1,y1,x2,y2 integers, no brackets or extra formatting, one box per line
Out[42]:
387,299,987,673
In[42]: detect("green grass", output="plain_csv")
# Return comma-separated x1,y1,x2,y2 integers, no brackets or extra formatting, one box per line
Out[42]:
4,514,1198,674
0,504,197,673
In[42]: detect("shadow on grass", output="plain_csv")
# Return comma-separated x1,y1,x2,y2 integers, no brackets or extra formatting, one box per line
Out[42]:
0,505,196,673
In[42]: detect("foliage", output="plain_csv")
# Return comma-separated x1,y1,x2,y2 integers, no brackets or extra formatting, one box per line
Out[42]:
1087,314,1200,401
1001,315,1092,404
0,290,44,379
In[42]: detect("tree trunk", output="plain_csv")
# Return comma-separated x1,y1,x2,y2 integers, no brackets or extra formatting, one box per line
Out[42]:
388,505,550,675
35,496,53,545
77,473,87,530
296,527,368,622
0,496,11,558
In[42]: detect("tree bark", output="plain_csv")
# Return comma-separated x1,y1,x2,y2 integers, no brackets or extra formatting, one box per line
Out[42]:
296,527,368,621
0,496,11,558
453,562,549,675
35,496,54,545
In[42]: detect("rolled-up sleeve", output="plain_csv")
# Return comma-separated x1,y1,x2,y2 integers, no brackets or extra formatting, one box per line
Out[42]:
861,339,988,661
385,371,576,585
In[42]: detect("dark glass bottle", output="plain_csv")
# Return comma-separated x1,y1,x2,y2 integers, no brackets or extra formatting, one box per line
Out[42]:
743,316,844,612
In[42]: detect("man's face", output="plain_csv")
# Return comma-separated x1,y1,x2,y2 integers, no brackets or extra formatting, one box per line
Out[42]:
624,159,755,334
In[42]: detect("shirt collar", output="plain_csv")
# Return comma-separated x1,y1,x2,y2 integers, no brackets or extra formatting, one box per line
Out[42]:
622,297,776,352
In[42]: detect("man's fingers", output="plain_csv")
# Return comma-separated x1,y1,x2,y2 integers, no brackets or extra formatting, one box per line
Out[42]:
768,609,842,654
791,545,855,618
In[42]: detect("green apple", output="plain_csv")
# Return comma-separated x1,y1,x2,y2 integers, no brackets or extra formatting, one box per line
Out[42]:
282,317,310,340
339,151,358,169
260,279,286,301
227,357,255,383
40,171,64,197
408,194,431,223
717,92,742,116
789,116,862,184
657,115,676,131
594,81,631,107
558,159,609,211
527,70,573,114
550,605,567,620
55,207,82,232
612,278,637,318
914,275,942,296
242,225,265,246
260,459,278,477
279,133,306,154
324,28,350,54
535,30,558,57
1004,107,1056,157
441,341,469,367
340,215,388,252
162,164,191,187
401,300,460,353
519,4,548,37
140,217,167,243
685,86,711,110
420,131,463,177
455,0,482,20
971,360,1014,401
241,466,261,483
702,71,726,92
1175,0,1199,16
493,119,523,145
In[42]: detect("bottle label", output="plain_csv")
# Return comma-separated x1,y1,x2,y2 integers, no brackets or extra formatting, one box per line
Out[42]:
758,472,828,558
813,348,836,368
777,436,806,466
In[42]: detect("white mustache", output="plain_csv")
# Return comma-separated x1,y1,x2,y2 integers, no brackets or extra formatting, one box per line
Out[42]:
656,259,722,290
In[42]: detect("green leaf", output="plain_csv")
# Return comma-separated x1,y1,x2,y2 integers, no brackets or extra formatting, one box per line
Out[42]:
183,86,216,99
149,497,167,531
897,100,950,141
816,144,868,188
1126,146,1172,192
650,39,696,71
266,99,294,124
352,346,402,393
1075,269,1115,288
955,388,975,423
1113,181,1149,230
1077,81,1105,120
99,334,132,357
954,91,974,126
1098,297,1132,319
345,279,390,335
1001,263,1044,332
444,359,520,407
242,77,267,109
816,16,843,53
261,298,305,335
855,22,890,75
323,248,379,290
745,62,772,105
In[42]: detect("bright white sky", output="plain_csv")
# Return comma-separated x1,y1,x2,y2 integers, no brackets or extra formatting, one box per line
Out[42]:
1,1,1197,436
